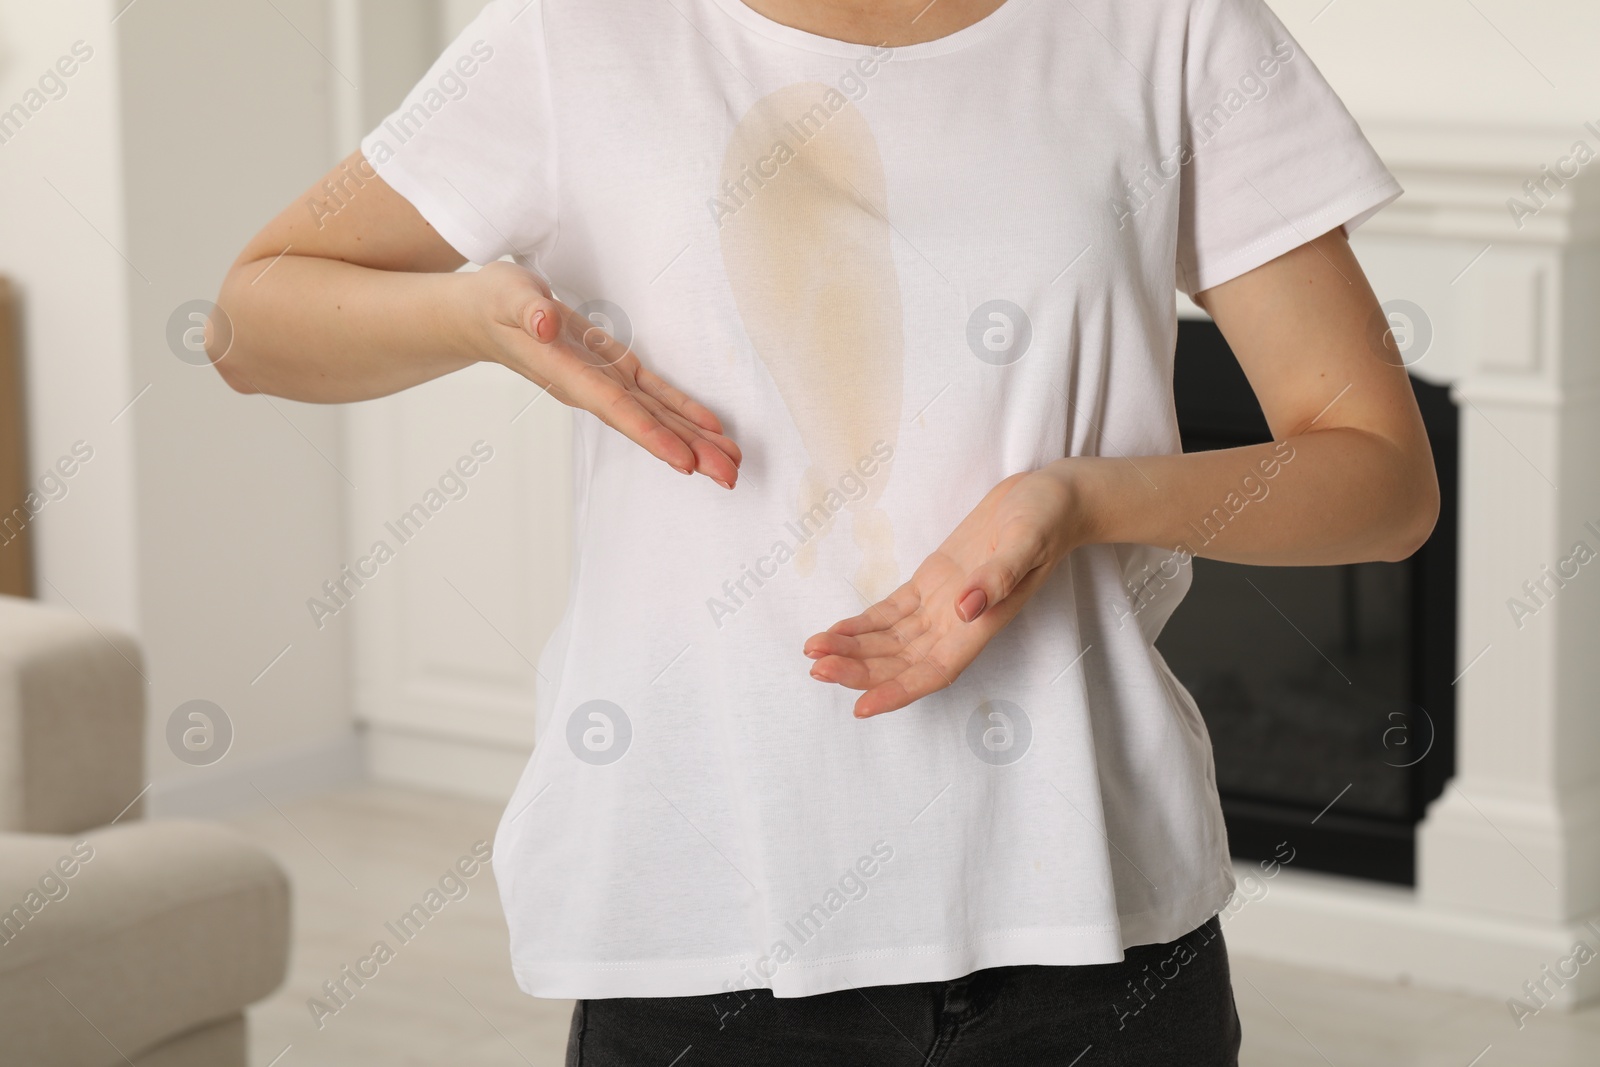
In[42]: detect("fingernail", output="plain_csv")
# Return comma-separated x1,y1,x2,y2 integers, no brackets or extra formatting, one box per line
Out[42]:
958,589,987,621
531,310,546,337
670,462,691,475
712,477,732,490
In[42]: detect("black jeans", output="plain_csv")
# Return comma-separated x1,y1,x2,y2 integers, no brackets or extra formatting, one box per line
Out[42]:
565,915,1241,1066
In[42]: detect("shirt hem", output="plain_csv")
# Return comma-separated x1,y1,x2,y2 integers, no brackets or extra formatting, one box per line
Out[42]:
508,870,1238,1000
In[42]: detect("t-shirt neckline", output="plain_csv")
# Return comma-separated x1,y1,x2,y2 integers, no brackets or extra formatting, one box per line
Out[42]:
702,0,1036,60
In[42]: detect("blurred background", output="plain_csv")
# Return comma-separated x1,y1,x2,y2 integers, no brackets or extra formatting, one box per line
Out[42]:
0,1,1597,1064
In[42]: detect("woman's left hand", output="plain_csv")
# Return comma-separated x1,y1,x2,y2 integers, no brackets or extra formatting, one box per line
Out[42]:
803,465,1087,718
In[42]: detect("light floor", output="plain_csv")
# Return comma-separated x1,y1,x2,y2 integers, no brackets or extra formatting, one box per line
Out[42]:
232,785,1600,1066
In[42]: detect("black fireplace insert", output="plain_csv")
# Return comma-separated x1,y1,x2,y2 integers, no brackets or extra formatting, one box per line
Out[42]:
1156,319,1459,885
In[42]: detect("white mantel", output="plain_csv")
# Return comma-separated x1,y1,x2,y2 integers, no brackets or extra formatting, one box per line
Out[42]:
1216,118,1600,1010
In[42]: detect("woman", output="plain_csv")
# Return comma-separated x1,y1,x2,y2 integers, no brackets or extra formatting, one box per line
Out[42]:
211,0,1438,1062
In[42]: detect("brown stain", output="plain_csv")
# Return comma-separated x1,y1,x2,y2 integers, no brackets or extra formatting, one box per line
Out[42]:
718,82,903,603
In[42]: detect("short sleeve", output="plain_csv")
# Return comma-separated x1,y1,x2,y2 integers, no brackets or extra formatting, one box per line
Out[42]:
1175,0,1401,298
360,0,557,265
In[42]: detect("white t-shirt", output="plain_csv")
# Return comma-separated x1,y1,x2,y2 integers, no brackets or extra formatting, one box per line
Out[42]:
362,0,1401,1000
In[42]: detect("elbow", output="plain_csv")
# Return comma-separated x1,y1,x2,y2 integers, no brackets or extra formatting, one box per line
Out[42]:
206,284,258,394
1378,464,1441,563
212,353,258,394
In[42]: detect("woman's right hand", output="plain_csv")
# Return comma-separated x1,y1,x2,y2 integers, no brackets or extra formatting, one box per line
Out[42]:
469,261,741,489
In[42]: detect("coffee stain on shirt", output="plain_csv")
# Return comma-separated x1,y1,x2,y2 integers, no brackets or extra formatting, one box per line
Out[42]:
717,82,903,605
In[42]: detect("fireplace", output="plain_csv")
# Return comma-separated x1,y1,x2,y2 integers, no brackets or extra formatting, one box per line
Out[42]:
1156,319,1460,885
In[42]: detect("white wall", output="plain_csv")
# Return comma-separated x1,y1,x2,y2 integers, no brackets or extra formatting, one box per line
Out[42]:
438,0,486,40
1268,0,1599,129
0,1,140,631
117,0,360,810
1,0,359,813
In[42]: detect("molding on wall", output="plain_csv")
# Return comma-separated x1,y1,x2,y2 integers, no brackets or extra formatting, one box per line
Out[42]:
343,355,567,802
1362,119,1600,246
146,732,366,819
1223,860,1600,1010
1451,381,1600,409
365,723,529,804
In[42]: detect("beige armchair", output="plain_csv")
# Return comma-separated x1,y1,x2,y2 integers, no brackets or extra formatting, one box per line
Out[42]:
0,595,290,1066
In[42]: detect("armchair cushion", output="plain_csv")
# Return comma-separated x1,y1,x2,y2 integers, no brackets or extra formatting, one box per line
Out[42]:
0,819,290,1066
0,594,145,834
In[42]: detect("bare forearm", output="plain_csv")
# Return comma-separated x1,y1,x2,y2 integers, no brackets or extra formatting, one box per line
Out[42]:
213,255,477,402
1055,427,1438,567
